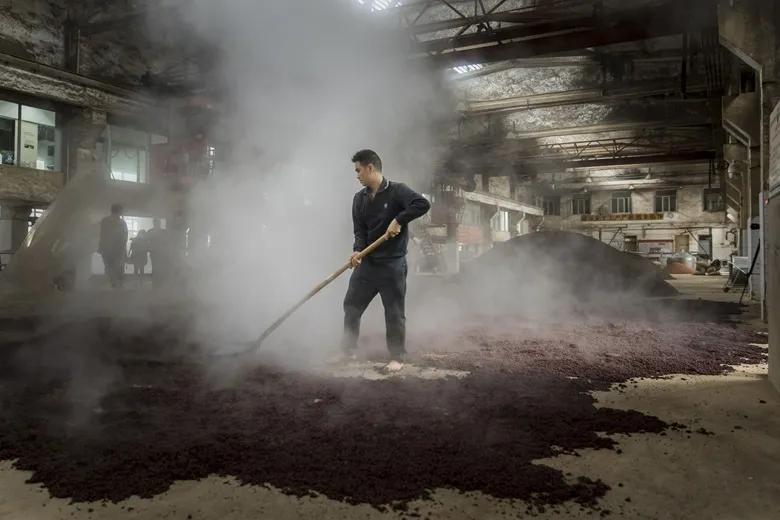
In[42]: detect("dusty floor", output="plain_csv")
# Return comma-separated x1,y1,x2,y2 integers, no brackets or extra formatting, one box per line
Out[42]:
0,275,778,520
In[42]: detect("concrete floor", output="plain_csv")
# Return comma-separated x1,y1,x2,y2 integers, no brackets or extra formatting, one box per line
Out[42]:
0,275,778,519
666,273,748,303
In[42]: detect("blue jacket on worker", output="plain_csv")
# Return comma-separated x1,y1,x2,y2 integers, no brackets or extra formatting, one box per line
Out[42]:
343,176,431,363
351,177,431,258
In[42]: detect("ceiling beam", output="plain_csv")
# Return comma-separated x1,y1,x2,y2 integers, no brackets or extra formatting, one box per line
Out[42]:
558,174,713,190
509,119,711,140
412,11,594,53
416,0,712,68
558,150,716,170
405,2,590,35
461,80,712,115
449,49,684,80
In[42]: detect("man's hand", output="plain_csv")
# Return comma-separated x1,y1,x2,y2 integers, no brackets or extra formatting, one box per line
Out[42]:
386,218,402,238
349,252,362,268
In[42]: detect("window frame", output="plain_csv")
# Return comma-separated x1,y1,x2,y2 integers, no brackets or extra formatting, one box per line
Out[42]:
490,209,510,232
543,196,561,216
107,126,162,184
571,195,591,215
0,99,61,172
611,191,632,214
654,190,677,213
703,188,725,212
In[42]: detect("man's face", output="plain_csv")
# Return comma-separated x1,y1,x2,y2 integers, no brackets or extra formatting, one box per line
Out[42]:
354,161,373,186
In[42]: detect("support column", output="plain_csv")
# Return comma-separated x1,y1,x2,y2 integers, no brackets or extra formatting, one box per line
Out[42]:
763,87,780,391
65,108,107,182
718,0,780,390
0,204,31,266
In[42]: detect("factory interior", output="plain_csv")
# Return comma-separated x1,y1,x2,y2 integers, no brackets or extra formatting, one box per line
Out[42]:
0,0,779,518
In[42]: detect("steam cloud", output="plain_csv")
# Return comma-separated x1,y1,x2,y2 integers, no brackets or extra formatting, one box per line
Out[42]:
166,0,453,360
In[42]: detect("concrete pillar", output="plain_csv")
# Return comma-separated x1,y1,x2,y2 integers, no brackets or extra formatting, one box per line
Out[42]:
719,0,780,389
0,204,30,250
768,193,780,392
65,108,107,182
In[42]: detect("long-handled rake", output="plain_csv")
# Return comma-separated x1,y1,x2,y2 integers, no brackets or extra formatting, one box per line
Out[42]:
219,233,390,357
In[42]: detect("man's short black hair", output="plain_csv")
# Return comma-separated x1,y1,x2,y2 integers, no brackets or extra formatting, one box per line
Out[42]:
351,149,382,172
110,203,122,215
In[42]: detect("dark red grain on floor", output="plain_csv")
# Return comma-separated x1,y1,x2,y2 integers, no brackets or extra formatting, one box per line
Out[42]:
0,305,765,509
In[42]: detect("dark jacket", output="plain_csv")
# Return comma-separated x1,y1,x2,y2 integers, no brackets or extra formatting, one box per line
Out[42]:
99,216,128,258
352,178,431,259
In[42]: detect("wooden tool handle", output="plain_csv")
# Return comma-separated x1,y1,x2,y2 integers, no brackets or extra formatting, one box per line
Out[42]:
355,232,391,260
254,233,390,346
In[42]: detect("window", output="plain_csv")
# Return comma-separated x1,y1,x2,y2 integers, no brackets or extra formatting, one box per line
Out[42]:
123,216,156,241
20,106,60,171
655,190,677,212
704,188,724,212
624,235,638,253
543,196,560,216
611,191,632,213
461,203,481,225
109,127,153,183
491,210,509,232
0,101,61,171
0,101,17,166
27,208,45,232
571,196,591,215
111,145,148,182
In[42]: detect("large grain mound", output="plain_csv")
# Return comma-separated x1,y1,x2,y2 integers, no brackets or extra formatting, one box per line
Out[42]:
463,231,677,298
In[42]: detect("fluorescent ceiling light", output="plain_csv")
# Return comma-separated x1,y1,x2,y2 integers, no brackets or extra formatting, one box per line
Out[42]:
452,64,484,74
357,0,403,11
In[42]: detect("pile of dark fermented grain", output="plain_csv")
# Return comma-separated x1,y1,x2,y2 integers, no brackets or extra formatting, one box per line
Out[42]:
462,231,677,297
0,301,764,512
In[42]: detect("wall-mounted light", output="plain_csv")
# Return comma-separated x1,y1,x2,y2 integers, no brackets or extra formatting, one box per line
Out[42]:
628,184,635,190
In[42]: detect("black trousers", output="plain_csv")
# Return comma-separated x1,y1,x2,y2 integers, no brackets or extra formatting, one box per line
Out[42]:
101,253,124,288
342,256,407,360
150,253,171,288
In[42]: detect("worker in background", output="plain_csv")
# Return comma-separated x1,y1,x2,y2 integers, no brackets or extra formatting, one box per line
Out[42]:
340,149,431,372
98,203,128,289
128,229,149,285
147,218,171,288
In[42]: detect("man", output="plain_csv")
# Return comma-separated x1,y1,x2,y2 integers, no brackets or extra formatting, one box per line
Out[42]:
128,229,149,284
341,149,431,372
147,218,171,288
98,203,128,289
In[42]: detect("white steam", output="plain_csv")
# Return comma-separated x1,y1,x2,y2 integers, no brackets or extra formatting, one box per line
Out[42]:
168,0,452,359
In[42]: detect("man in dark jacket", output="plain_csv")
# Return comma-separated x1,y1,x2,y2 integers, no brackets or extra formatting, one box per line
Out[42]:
98,203,128,289
341,149,431,372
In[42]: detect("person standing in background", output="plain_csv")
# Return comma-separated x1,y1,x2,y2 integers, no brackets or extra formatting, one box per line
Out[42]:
98,203,128,289
147,218,171,288
129,229,149,285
